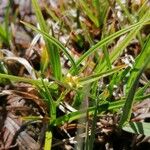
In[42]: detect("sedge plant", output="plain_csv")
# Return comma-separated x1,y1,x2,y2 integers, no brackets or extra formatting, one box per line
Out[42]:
0,0,150,149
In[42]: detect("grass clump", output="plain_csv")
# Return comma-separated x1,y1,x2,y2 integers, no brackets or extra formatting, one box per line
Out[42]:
0,0,150,149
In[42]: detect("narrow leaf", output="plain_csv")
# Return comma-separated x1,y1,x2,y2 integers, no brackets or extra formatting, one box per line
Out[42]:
123,122,150,137
44,131,52,150
126,35,150,93
119,50,150,127
72,18,149,73
32,0,62,79
21,21,77,72
79,65,126,85
78,0,99,27
95,10,150,73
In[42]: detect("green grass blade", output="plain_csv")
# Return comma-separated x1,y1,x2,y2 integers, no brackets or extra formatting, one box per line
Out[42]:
0,73,40,85
135,81,150,97
79,65,126,85
0,72,77,91
95,10,150,73
78,0,99,27
119,47,150,127
109,25,142,64
51,102,109,126
101,6,112,69
123,122,150,137
52,89,150,127
44,4,60,23
126,35,150,93
102,45,112,69
0,25,8,43
116,0,144,46
52,99,126,126
32,0,62,80
88,99,98,150
22,90,150,127
44,131,52,150
40,78,56,120
4,1,11,45
138,0,149,17
0,73,55,89
93,0,109,27
32,0,47,32
21,21,77,72
70,18,149,73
